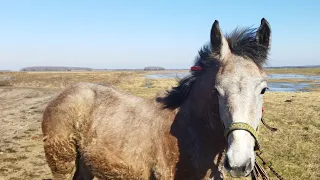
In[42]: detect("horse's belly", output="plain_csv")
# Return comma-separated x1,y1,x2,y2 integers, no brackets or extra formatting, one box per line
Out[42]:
81,140,176,180
82,146,150,179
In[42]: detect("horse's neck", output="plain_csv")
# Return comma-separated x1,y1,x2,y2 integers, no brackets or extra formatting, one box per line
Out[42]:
170,97,226,178
169,68,226,178
178,95,225,144
179,70,224,139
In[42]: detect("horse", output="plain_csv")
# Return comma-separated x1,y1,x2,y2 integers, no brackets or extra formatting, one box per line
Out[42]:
42,18,271,179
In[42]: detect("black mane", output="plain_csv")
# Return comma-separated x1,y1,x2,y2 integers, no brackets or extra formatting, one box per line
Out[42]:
159,27,270,109
226,27,269,67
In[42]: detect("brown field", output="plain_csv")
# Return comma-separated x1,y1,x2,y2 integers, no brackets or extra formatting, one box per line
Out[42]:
266,68,320,75
0,70,319,180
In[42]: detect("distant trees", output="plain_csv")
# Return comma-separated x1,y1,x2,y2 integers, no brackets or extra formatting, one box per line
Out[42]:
144,66,165,71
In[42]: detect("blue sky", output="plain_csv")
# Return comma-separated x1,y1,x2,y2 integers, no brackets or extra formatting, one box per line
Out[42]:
0,1,319,70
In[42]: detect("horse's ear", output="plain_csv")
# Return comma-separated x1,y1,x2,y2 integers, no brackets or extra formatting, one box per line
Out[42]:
210,20,231,60
256,18,271,48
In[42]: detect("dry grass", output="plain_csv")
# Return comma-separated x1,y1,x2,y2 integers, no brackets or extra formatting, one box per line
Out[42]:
267,78,318,83
3,71,177,99
266,68,320,75
0,75,14,86
4,71,146,89
259,92,320,180
0,71,319,180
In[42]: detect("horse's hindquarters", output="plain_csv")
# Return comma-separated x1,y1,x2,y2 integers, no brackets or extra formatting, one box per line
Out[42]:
42,83,97,179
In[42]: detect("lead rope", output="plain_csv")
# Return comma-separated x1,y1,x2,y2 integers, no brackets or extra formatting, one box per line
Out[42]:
255,151,284,180
261,117,277,132
251,107,284,180
260,107,277,132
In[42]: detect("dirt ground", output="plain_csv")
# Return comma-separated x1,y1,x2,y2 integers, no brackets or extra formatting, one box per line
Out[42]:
0,87,57,180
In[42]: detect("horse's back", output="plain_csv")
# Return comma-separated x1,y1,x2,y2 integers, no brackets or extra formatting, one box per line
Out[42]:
42,83,102,135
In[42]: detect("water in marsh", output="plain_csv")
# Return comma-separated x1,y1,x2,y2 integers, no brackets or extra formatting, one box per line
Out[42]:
145,73,320,92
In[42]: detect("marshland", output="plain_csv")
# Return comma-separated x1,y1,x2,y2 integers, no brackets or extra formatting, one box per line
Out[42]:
0,68,319,179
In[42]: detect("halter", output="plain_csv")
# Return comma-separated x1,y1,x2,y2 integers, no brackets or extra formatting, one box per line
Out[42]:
223,108,264,151
224,122,260,151
223,107,276,151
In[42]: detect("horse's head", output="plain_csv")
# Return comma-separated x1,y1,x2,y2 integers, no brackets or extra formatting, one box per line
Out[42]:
211,19,271,177
160,18,271,178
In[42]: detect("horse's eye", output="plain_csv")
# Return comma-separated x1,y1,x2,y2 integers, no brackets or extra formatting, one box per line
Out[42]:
261,87,268,94
213,87,220,96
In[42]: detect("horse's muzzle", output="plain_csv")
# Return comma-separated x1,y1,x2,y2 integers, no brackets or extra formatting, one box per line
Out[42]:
224,155,253,177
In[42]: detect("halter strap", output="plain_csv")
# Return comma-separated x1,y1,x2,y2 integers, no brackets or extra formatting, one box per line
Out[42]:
224,122,260,151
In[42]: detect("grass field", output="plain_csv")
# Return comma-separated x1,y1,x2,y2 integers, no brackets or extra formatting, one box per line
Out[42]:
266,68,320,75
0,69,319,179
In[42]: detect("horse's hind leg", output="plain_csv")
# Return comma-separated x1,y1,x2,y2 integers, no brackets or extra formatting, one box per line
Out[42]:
43,135,77,180
73,154,94,180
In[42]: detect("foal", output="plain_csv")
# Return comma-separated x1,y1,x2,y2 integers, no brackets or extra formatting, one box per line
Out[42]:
42,18,271,179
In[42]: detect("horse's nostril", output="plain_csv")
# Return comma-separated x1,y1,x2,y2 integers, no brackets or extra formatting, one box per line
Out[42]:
242,164,247,172
225,156,253,177
245,158,253,172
